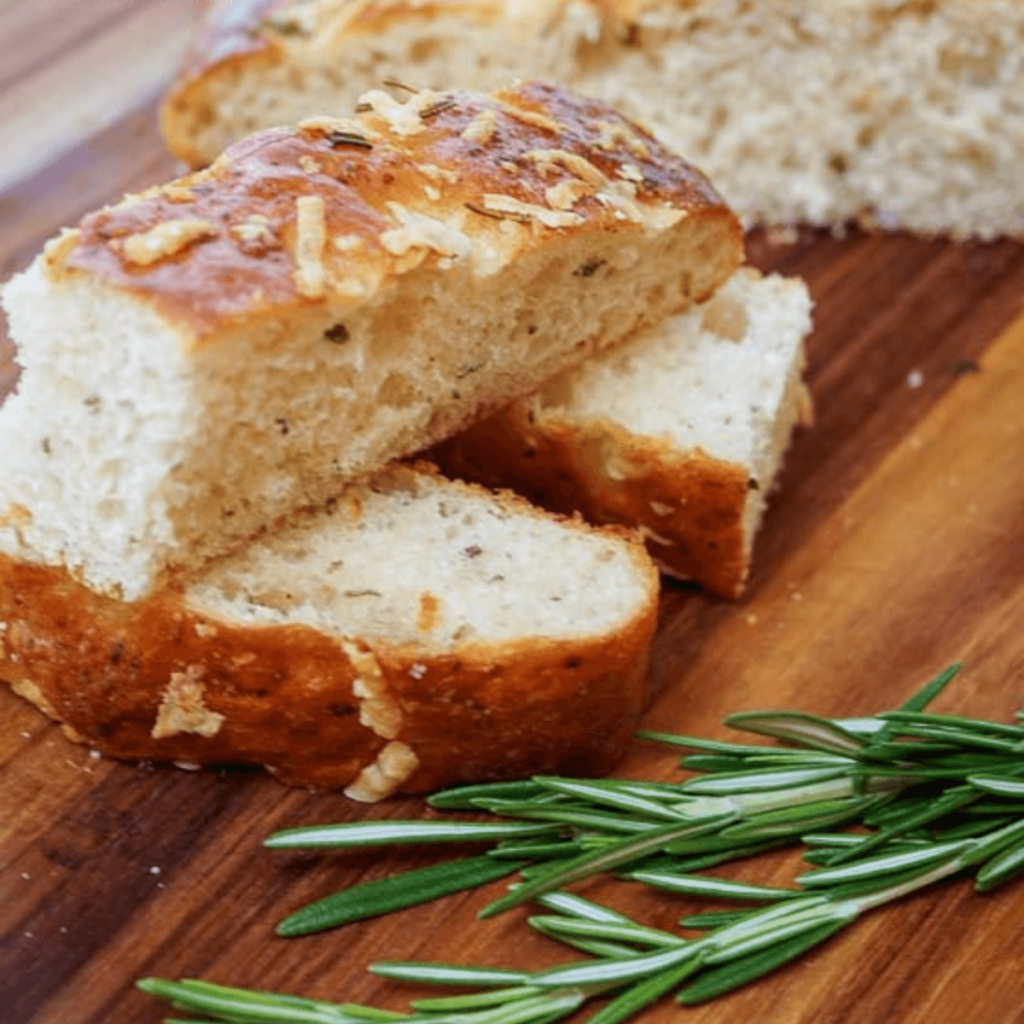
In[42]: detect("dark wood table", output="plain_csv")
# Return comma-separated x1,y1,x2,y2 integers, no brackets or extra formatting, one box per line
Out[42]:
3,4,1024,1023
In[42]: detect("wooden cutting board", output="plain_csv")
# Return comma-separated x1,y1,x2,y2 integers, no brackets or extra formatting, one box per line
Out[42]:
2,5,1024,1023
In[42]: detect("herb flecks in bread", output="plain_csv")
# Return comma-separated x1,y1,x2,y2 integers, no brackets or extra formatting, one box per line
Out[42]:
0,467,659,797
0,81,741,601
432,269,813,598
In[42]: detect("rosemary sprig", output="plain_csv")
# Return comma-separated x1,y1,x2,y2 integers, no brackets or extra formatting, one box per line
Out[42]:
144,664,1024,1024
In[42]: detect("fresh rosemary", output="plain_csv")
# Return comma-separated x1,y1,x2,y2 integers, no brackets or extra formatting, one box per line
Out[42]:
141,663,1024,1024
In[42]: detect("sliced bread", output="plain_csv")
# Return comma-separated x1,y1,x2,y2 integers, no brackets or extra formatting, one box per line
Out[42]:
0,81,741,601
0,465,659,798
162,0,1024,238
430,269,813,598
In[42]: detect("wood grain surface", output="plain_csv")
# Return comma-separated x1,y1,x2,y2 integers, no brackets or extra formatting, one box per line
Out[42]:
2,4,1024,1024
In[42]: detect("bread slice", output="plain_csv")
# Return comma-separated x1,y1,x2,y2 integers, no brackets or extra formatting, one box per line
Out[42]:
163,0,1024,239
430,269,813,598
0,81,741,601
0,465,659,798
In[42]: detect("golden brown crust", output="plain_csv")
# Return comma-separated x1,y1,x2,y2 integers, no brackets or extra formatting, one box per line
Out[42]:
430,406,752,599
0,471,658,793
75,82,739,340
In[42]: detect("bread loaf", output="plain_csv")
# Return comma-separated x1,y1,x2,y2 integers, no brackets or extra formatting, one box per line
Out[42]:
432,269,813,598
163,0,1024,239
0,465,658,798
0,81,741,601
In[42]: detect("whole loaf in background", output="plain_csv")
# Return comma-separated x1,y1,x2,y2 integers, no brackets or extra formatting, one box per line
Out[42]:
163,0,1024,239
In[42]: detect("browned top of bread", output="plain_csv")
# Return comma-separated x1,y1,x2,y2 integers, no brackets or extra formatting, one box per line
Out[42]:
57,81,733,341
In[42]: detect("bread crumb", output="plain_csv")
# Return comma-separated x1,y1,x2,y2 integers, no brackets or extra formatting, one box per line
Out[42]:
151,668,224,740
293,196,327,298
120,219,217,266
418,163,460,185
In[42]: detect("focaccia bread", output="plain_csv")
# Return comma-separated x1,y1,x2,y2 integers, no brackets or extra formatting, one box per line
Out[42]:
432,269,813,598
0,466,659,798
0,81,741,601
163,0,1024,239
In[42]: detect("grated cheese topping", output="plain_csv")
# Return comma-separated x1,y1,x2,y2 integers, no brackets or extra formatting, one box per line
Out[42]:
151,669,224,740
462,108,498,145
357,88,442,137
120,219,217,266
481,194,585,229
501,105,562,134
380,203,472,259
545,179,594,210
527,148,608,188
293,195,327,298
345,741,420,802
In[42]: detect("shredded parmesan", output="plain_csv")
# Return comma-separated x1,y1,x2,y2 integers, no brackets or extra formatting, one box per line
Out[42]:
151,669,224,740
357,88,441,137
342,639,403,739
617,163,645,183
120,219,217,266
595,120,651,159
502,105,562,134
332,233,363,252
461,108,498,145
481,194,584,229
231,214,277,248
299,155,322,174
418,163,460,184
527,149,608,188
344,741,420,802
162,184,196,203
545,179,593,210
380,203,472,259
293,195,327,298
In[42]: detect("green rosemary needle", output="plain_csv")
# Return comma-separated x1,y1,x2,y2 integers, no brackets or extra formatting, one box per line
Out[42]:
142,663,1024,1024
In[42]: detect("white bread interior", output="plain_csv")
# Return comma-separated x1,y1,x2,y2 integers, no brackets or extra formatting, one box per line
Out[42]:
0,84,740,601
432,268,813,597
0,466,659,798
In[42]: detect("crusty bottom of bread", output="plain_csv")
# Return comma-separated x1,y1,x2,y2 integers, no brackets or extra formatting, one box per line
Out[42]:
0,466,658,797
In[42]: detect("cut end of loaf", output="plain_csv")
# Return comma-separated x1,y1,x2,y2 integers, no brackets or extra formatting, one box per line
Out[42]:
0,466,659,796
163,0,1024,239
431,268,814,598
0,81,740,599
